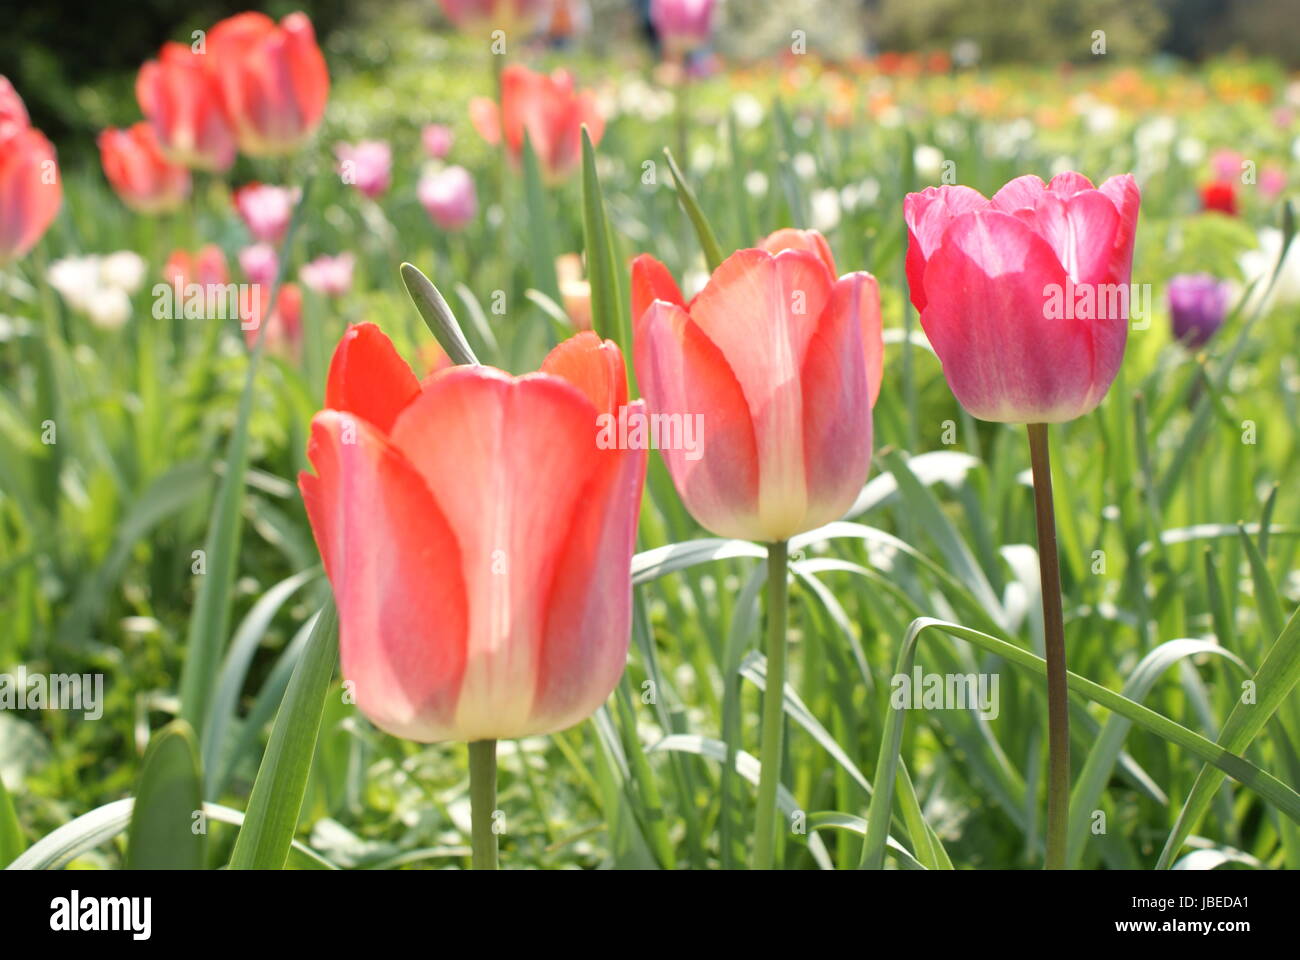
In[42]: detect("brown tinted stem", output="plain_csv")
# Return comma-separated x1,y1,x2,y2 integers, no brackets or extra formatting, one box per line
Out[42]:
1028,422,1069,870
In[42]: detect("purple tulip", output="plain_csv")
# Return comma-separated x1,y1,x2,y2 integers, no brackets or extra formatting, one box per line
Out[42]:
1168,273,1231,348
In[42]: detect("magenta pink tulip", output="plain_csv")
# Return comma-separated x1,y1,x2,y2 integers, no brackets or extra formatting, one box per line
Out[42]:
904,172,1140,423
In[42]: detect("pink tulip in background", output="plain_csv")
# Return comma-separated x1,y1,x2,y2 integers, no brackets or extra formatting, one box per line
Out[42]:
422,124,454,160
650,0,718,57
300,252,355,297
98,122,191,215
242,281,302,358
904,172,1140,423
418,166,477,231
207,11,329,156
335,140,392,199
299,324,646,742
470,64,604,183
0,77,61,263
136,42,236,172
238,243,279,291
437,0,550,32
632,229,882,542
233,183,299,244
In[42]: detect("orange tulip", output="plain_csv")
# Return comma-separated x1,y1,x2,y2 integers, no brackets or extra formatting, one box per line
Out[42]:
631,230,882,541
97,123,191,215
208,11,329,157
300,325,645,742
137,42,236,171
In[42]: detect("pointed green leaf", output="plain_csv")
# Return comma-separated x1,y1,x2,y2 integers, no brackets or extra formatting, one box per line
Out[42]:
125,721,205,870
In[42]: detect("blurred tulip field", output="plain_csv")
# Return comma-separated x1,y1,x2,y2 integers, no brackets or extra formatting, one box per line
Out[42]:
1,0,1299,876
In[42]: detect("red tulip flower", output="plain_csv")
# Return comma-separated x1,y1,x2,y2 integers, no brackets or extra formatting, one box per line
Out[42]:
0,78,61,263
1200,180,1237,216
469,65,604,183
904,172,1140,423
631,229,882,542
208,12,329,157
98,123,191,215
136,43,236,172
0,75,30,141
299,325,646,742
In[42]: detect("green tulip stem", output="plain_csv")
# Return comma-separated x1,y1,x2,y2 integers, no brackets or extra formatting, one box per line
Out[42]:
468,738,499,870
1028,423,1070,870
753,539,790,870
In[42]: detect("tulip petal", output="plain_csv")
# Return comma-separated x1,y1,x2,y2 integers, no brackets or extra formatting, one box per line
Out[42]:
800,275,874,528
534,411,646,731
1013,190,1120,286
903,185,987,311
1047,171,1095,196
920,209,1111,423
630,253,686,325
389,366,603,740
760,228,837,275
541,331,628,416
990,174,1047,212
1099,173,1141,287
687,248,833,537
301,411,468,742
634,299,760,538
324,323,421,432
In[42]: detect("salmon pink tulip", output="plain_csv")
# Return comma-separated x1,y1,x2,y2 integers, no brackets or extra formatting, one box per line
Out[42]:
469,65,603,183
299,325,646,742
98,123,191,215
0,79,61,263
632,230,882,542
904,172,1141,423
208,11,329,157
136,43,236,172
